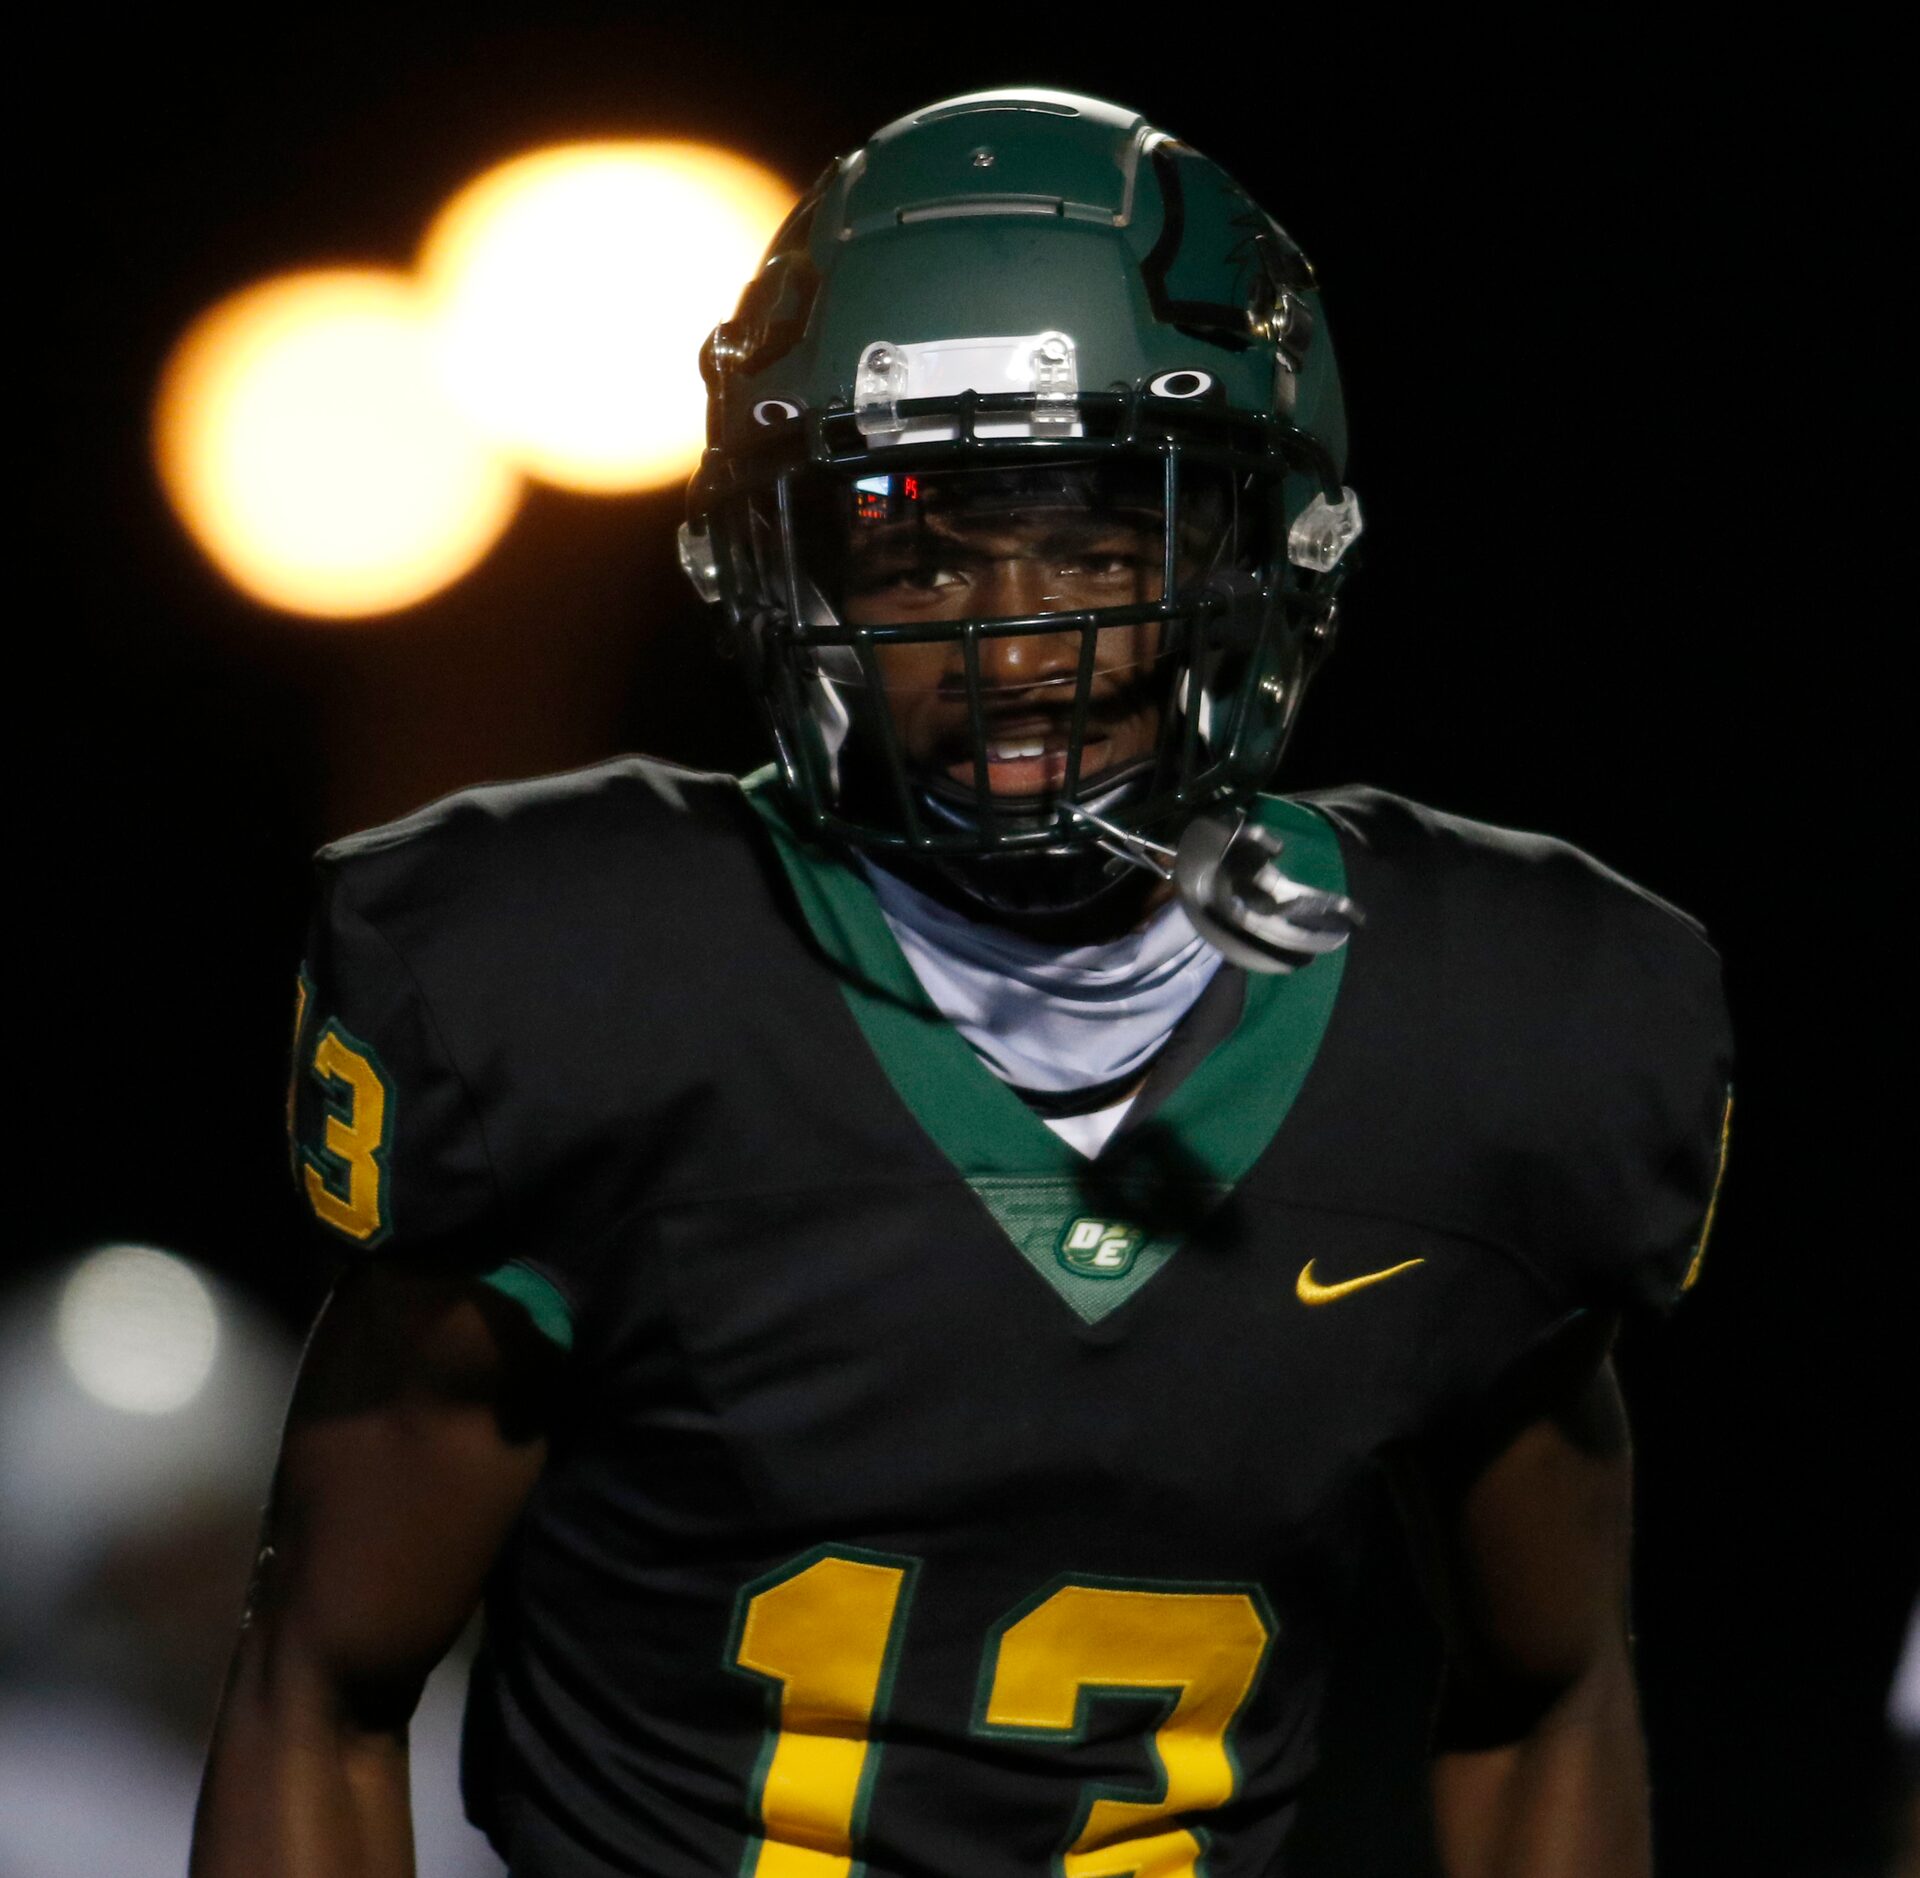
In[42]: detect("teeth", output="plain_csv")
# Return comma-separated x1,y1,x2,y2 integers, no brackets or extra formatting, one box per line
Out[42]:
989,741,1047,761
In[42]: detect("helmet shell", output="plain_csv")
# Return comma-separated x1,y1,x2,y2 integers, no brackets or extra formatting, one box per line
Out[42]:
686,90,1359,911
708,88,1346,483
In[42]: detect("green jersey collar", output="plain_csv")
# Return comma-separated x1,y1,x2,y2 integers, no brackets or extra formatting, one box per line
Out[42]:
743,772,1348,1321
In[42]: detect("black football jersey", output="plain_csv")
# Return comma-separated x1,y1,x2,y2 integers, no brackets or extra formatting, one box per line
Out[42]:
288,761,1732,1877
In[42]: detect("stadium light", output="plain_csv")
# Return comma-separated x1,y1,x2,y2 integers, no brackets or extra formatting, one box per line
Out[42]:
54,1245,221,1416
419,142,795,493
153,269,522,619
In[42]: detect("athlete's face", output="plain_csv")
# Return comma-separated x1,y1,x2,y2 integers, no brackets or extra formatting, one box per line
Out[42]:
839,497,1166,800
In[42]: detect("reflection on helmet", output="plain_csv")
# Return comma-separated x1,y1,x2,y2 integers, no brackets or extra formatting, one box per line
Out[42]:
682,88,1361,914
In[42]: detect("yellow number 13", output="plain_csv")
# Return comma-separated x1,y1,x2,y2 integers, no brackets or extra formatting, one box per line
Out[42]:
296,1002,394,1246
730,1554,1271,1876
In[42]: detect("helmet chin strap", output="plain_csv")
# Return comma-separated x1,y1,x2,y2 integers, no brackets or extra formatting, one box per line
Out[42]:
905,780,1149,922
1064,799,1176,881
895,782,1364,967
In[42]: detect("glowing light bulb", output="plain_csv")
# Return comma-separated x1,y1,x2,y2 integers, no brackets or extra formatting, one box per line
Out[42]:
154,268,522,618
420,142,794,492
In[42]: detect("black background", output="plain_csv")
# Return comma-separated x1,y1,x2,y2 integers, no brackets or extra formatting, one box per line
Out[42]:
25,9,1908,1873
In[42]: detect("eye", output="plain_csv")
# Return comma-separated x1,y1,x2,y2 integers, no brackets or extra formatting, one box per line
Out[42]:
1148,369,1213,400
752,398,802,426
846,558,968,598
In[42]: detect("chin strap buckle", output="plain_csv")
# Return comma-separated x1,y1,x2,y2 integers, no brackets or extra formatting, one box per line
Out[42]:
1172,812,1364,973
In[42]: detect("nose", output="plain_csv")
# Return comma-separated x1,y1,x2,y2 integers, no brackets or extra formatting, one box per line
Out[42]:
974,617,1084,695
971,559,1085,692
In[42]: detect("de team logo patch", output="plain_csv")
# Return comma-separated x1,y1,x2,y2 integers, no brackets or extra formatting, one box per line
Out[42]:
1057,1217,1146,1279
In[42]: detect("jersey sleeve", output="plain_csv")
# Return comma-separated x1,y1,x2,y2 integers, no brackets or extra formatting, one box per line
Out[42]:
281,758,747,1354
288,857,501,1269
1531,858,1734,1316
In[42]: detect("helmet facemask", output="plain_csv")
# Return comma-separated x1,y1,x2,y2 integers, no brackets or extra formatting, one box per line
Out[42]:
694,389,1346,917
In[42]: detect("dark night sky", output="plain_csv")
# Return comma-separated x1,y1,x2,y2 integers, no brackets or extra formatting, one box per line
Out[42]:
26,11,1907,1872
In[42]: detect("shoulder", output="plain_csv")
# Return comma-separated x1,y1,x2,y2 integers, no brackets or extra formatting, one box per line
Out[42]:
1296,783,1707,927
307,758,798,991
1294,782,1720,994
290,761,804,1285
1282,785,1731,1311
305,757,797,1061
317,756,750,919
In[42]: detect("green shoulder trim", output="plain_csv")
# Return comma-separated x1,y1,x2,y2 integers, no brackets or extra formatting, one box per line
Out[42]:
477,1260,574,1352
740,775,1347,1324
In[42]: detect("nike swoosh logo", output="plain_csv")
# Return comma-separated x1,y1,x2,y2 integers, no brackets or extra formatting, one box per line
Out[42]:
1295,1257,1426,1305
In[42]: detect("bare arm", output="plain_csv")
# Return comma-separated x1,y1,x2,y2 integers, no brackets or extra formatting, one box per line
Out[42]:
191,1263,557,1878
1404,1313,1651,1878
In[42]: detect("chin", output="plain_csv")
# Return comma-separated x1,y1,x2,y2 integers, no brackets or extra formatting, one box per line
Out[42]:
882,840,1169,938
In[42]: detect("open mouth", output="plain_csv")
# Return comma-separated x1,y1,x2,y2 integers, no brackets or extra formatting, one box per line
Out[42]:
938,717,1119,798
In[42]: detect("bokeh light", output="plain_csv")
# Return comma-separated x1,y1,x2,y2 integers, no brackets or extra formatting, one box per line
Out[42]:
54,1246,220,1416
154,269,523,618
420,142,794,492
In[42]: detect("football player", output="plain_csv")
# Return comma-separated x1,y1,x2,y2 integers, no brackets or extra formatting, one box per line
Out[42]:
192,90,1732,1877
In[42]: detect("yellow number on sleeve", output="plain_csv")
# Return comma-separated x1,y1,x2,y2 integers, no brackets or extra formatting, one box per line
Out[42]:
978,1582,1273,1878
300,1020,393,1244
729,1547,918,1877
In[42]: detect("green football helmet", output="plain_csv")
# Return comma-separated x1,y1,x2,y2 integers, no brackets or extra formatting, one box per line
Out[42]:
680,87,1361,917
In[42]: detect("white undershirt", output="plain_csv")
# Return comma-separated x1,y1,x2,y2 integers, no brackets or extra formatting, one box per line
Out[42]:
862,863,1224,1156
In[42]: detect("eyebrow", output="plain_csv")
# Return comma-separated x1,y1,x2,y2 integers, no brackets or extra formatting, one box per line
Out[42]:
851,515,1160,562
